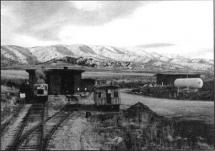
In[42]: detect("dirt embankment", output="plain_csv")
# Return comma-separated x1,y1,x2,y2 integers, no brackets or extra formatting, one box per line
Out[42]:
87,102,214,150
48,111,102,150
48,101,214,150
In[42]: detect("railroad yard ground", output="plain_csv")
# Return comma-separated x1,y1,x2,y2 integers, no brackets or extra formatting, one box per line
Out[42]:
1,69,214,150
1,89,214,150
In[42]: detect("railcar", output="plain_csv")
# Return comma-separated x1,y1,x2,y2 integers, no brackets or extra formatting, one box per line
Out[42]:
67,85,121,112
93,85,120,112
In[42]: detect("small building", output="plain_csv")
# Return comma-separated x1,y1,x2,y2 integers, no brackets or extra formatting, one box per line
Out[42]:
155,73,201,86
26,67,84,95
94,85,120,111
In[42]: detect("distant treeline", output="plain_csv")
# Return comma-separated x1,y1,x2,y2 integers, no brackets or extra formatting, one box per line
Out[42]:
130,80,214,101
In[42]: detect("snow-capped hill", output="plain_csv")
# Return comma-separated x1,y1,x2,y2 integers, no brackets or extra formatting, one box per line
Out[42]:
1,45,38,64
29,46,70,62
1,44,213,72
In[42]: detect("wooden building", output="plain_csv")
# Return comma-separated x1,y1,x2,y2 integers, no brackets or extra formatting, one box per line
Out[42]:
155,73,201,86
94,85,120,111
46,68,84,95
26,67,84,95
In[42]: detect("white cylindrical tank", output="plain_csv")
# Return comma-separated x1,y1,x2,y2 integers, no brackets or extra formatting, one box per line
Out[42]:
174,78,203,88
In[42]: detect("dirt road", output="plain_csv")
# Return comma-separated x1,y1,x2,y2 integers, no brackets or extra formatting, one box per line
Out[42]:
120,89,214,124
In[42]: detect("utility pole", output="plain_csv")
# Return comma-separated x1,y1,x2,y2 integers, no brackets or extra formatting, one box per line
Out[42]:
213,0,215,148
213,0,215,149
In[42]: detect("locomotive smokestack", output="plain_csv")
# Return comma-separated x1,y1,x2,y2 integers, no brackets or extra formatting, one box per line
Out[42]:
35,69,46,84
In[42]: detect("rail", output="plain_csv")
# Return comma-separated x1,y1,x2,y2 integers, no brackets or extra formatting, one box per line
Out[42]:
42,111,71,150
5,103,71,151
6,104,44,151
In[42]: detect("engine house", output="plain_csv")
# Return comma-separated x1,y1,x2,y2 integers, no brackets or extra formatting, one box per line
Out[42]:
25,67,84,102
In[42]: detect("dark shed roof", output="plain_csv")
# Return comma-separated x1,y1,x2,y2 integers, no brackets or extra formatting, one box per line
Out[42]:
26,66,85,73
154,72,201,85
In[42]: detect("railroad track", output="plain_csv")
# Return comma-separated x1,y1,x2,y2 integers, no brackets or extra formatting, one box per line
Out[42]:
6,103,45,151
42,110,71,151
5,104,72,151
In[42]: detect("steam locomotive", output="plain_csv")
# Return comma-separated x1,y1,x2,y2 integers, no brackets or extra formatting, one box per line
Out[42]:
32,83,48,102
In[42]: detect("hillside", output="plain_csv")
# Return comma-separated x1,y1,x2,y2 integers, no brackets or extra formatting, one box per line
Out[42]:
1,44,213,72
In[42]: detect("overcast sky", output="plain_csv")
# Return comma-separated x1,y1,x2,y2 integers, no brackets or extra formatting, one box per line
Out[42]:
1,1,213,59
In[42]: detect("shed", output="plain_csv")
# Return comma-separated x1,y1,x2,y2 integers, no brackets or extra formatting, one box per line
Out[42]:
155,73,201,86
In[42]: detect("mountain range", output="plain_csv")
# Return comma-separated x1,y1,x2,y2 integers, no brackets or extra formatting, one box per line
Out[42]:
1,44,214,72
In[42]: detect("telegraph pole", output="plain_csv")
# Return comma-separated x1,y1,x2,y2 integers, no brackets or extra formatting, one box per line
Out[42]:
213,0,215,148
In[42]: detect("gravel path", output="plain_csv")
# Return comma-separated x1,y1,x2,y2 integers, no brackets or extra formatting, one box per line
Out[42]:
48,111,102,150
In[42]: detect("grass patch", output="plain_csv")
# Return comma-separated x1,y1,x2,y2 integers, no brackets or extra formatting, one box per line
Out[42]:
1,70,28,87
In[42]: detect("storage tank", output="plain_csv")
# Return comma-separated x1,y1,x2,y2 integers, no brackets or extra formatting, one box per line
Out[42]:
174,78,203,88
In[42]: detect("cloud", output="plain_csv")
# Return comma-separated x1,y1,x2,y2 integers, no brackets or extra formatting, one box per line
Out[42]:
137,43,175,48
1,1,213,59
1,1,145,41
190,48,213,59
71,1,104,11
